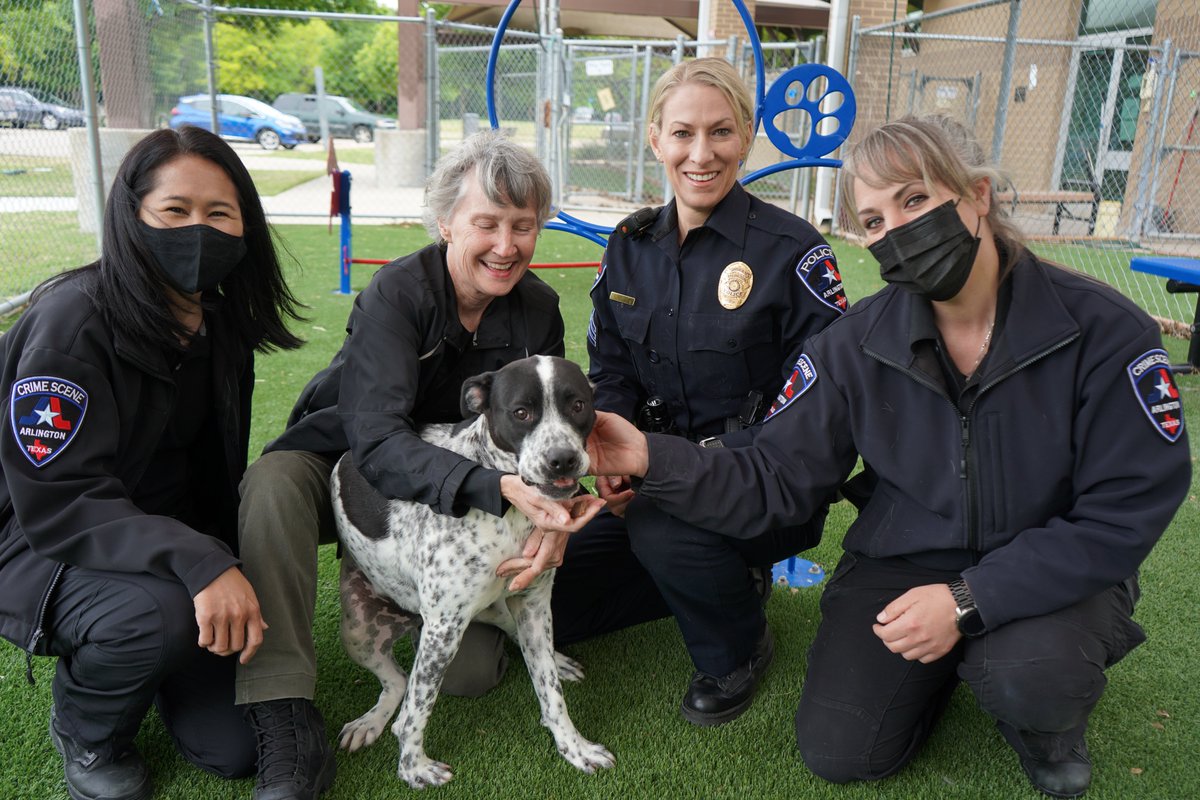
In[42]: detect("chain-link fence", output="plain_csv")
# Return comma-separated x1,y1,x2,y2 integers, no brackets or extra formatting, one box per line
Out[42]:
1,1,814,303
844,0,1200,328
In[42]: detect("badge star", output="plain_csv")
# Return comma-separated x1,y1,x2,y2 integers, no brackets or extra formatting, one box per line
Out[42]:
823,267,839,284
34,405,59,426
1155,376,1174,399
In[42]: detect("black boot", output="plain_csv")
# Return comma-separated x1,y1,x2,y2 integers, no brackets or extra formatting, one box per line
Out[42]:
49,708,152,800
1018,740,1092,798
244,699,336,800
680,626,775,727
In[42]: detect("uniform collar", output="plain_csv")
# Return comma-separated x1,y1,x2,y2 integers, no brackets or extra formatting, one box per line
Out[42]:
652,181,750,248
861,248,1079,378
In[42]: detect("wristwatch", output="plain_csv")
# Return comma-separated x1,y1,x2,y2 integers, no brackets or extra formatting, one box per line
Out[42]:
948,578,986,638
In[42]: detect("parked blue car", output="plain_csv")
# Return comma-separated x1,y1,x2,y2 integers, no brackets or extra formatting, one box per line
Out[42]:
169,94,306,150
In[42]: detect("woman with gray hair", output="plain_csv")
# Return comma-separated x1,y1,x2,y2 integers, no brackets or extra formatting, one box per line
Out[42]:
233,129,599,800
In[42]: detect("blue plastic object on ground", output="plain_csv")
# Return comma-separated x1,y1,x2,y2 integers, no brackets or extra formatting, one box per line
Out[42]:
772,555,825,588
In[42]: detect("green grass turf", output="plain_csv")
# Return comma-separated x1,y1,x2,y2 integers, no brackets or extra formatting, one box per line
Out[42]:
247,170,328,197
1,226,1196,799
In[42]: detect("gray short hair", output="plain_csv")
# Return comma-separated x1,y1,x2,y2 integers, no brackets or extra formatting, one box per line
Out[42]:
422,129,553,243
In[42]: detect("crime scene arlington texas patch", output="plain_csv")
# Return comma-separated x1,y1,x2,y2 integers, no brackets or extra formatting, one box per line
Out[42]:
763,354,818,422
9,376,88,468
1127,349,1184,443
795,245,848,314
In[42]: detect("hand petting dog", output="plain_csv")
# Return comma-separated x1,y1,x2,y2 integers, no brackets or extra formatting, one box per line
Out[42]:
498,492,603,591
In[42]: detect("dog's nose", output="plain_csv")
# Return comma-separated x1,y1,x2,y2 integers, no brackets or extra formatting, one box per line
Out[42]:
547,449,581,476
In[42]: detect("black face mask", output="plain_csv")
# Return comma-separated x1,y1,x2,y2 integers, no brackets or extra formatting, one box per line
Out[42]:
139,220,246,295
868,199,981,302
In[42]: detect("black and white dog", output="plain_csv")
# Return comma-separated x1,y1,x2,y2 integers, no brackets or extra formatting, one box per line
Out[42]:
330,355,614,788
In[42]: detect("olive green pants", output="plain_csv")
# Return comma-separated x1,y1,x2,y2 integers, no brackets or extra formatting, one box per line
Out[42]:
235,450,508,705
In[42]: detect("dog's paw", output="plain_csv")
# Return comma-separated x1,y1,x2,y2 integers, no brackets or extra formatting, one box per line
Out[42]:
399,754,453,788
338,712,391,752
558,737,615,774
554,651,585,682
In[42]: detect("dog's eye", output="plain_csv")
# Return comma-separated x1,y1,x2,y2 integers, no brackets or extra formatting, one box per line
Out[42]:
513,408,530,421
572,399,585,414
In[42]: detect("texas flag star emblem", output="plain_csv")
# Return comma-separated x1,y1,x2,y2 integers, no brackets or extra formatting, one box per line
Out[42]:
9,376,88,467
1126,350,1184,443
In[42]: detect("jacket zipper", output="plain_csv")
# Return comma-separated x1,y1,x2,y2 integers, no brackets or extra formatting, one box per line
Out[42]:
959,333,1080,550
25,562,65,686
865,330,1079,553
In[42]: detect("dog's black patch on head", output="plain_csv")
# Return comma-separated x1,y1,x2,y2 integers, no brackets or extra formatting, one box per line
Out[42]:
549,358,596,437
336,457,393,541
461,357,546,455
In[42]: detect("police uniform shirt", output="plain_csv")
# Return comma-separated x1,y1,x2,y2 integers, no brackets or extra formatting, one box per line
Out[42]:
588,181,846,438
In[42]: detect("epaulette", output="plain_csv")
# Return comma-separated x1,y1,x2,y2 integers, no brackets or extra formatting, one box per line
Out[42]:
616,206,660,239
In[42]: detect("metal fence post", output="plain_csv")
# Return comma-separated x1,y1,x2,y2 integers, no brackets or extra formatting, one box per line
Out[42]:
202,0,219,133
991,0,1022,163
831,15,862,238
71,0,104,253
425,8,437,179
1133,39,1171,239
634,44,653,203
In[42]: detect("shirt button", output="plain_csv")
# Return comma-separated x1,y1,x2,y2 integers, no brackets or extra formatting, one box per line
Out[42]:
726,338,737,347
648,349,660,364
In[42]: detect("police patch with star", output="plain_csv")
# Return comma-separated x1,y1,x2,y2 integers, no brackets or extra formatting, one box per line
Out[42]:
1126,349,1184,443
763,353,818,422
795,244,848,314
9,376,88,468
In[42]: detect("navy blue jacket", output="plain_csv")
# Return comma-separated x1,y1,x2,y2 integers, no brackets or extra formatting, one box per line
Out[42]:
588,182,845,438
640,252,1190,630
0,270,250,655
265,243,564,517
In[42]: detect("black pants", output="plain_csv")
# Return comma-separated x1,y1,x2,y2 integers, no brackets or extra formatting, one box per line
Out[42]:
795,553,1146,783
552,497,823,676
45,566,256,778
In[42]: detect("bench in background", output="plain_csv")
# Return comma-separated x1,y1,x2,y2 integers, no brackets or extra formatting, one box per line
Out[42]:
997,189,1100,236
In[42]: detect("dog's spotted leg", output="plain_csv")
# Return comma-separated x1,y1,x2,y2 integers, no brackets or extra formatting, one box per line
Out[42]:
337,554,419,752
391,610,471,788
506,584,614,775
475,598,585,682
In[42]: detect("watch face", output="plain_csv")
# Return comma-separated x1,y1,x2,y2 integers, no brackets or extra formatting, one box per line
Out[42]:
957,608,986,637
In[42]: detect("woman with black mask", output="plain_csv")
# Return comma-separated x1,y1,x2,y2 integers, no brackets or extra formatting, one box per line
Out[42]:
584,115,1190,798
0,125,303,800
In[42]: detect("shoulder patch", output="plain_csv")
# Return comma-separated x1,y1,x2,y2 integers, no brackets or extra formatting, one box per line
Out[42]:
9,376,89,468
763,354,818,422
591,259,606,290
1127,349,1184,443
795,245,847,314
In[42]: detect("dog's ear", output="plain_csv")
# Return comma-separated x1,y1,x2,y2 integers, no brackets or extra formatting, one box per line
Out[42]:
461,371,496,418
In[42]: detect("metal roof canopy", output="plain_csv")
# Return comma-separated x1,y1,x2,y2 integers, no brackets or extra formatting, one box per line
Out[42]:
443,0,831,38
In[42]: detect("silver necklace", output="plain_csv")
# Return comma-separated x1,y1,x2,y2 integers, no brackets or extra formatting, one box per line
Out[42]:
971,321,995,373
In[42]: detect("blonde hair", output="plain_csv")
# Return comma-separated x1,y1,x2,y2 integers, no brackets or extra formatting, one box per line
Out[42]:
647,57,755,154
842,115,1025,269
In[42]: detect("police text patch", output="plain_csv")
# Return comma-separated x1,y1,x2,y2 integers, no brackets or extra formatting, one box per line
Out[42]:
10,376,88,468
1127,349,1184,443
795,245,848,314
764,354,818,421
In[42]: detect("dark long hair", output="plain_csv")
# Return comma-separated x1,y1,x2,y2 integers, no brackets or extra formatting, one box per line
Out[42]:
39,126,304,354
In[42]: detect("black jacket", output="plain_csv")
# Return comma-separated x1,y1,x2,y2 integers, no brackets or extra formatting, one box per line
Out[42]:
640,252,1191,630
0,270,251,654
588,182,845,437
265,243,564,517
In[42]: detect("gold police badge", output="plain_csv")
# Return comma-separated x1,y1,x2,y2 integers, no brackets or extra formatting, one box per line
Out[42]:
718,261,754,309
